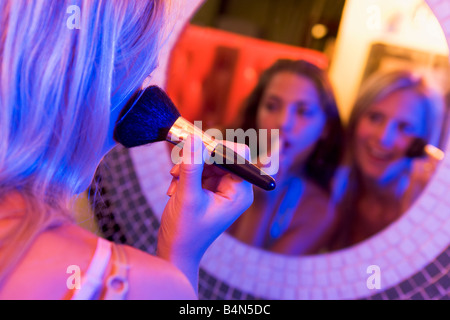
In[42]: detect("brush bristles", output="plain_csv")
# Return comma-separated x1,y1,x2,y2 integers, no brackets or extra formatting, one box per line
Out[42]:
113,86,181,148
406,137,427,158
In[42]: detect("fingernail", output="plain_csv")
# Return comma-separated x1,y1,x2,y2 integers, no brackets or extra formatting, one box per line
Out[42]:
170,165,179,176
167,184,175,196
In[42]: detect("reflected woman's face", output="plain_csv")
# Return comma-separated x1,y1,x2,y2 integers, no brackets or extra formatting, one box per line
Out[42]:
256,72,326,169
354,89,427,183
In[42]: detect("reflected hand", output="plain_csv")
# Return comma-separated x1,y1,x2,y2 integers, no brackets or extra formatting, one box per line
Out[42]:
402,154,441,212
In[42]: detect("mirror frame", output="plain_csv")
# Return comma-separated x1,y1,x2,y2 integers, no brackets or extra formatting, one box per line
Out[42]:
143,0,450,299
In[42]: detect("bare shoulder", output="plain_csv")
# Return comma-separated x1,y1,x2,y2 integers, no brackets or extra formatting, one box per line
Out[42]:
0,224,98,299
0,224,195,300
64,225,197,299
60,225,197,299
123,244,197,300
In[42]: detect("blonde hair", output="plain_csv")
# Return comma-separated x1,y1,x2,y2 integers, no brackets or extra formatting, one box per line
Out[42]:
347,70,444,148
329,69,445,250
0,0,167,287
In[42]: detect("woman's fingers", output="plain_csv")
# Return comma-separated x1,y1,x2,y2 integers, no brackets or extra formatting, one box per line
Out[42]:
178,135,206,196
170,139,253,193
411,155,439,185
167,137,253,219
167,177,177,197
170,164,181,178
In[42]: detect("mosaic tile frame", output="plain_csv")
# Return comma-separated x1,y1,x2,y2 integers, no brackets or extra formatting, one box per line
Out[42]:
92,0,450,300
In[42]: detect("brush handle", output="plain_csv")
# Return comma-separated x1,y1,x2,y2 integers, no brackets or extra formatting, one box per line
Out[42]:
167,117,276,191
210,144,276,191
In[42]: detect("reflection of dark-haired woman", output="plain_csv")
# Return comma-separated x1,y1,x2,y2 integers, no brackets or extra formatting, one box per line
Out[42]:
228,59,345,255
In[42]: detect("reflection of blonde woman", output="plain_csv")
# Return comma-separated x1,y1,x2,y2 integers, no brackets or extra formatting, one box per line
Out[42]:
329,70,444,250
0,1,252,299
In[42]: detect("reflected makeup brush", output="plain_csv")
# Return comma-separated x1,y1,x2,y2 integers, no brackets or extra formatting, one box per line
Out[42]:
113,86,276,191
406,137,445,161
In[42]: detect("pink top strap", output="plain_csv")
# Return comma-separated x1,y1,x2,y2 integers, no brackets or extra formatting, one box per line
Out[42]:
103,243,129,300
71,237,112,300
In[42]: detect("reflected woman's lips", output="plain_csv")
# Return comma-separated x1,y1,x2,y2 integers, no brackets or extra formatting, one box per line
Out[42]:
276,136,293,156
282,139,292,150
365,145,395,163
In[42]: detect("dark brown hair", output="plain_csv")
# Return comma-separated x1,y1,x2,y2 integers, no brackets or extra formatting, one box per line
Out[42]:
234,59,345,192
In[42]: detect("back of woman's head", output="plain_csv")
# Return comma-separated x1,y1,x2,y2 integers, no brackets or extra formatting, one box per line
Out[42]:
347,69,444,148
0,0,166,207
0,0,167,285
238,59,344,191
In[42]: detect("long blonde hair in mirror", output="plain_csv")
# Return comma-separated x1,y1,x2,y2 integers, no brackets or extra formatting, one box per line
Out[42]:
330,69,445,250
0,0,167,287
347,69,444,149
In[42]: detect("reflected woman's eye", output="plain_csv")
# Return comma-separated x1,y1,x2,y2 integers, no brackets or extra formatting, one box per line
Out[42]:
263,101,279,112
296,103,319,116
366,111,384,124
397,121,415,134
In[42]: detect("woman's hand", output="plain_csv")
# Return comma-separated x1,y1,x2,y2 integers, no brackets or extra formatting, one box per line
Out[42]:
402,154,441,212
156,135,253,293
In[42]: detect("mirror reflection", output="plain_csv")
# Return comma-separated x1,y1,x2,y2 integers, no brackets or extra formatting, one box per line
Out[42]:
226,59,345,255
327,69,445,250
164,0,450,255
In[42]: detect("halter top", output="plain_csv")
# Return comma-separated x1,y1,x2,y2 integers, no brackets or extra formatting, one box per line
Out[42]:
70,237,129,300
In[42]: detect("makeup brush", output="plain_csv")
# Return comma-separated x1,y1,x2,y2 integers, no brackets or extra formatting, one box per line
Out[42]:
113,86,276,191
406,137,445,161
